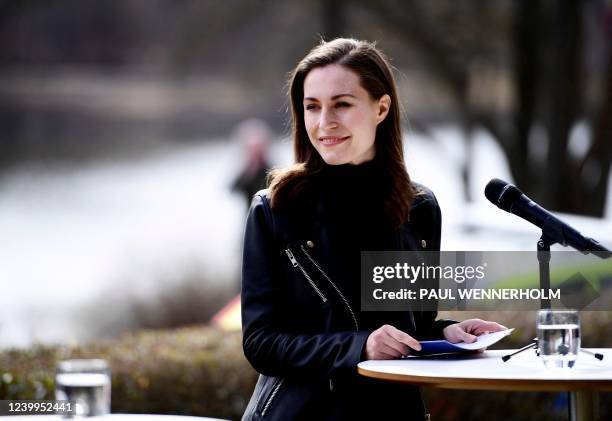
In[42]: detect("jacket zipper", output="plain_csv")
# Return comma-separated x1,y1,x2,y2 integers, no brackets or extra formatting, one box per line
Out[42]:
395,229,419,333
300,244,359,331
285,248,328,303
260,378,284,417
409,309,417,333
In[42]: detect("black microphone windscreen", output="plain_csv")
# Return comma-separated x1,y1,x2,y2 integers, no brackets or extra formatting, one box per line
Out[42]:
484,178,509,204
484,179,522,211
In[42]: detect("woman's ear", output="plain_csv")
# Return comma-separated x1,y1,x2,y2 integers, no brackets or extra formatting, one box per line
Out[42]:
376,94,391,124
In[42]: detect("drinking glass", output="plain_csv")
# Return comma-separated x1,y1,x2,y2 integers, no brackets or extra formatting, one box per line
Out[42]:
55,359,111,417
536,309,580,369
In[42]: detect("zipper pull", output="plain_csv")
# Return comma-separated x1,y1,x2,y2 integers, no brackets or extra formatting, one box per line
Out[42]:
285,249,298,267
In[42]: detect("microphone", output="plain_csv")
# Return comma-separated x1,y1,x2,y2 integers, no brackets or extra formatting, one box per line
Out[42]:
484,178,611,259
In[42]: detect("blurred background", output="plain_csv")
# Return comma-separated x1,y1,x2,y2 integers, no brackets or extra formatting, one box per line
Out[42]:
1,0,612,419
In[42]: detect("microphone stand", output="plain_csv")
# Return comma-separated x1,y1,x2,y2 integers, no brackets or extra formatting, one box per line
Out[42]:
502,338,603,362
509,229,609,421
486,180,611,419
537,231,579,421
537,233,554,310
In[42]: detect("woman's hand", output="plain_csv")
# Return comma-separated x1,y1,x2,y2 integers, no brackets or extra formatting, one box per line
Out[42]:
364,324,422,360
443,319,508,344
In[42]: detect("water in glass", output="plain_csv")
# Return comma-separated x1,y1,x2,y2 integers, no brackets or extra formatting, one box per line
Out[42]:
55,359,110,416
537,310,580,369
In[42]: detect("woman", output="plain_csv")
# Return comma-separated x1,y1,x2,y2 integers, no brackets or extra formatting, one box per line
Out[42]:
241,38,505,421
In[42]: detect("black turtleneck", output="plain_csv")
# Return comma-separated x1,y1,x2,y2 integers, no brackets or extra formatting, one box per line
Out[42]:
315,159,397,311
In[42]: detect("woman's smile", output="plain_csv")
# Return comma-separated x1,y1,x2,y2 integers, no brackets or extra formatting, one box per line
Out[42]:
319,135,350,146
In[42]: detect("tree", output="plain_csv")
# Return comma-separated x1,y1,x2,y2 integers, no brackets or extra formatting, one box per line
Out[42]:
359,0,611,216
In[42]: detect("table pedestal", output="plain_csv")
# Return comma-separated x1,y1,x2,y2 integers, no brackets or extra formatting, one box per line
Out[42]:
570,391,598,421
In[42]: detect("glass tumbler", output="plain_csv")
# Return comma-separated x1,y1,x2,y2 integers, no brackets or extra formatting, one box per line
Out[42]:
537,309,580,369
55,359,111,417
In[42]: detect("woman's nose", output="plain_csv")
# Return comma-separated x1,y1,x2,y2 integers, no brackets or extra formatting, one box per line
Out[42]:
320,108,338,130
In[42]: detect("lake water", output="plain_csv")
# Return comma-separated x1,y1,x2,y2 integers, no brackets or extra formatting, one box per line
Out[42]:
1,128,610,348
0,141,251,347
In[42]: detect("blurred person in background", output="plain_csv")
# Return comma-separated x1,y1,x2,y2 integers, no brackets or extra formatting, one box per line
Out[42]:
240,38,505,420
231,118,272,210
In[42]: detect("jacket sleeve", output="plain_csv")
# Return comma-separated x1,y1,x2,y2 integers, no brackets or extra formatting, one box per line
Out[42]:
413,188,457,340
241,193,371,379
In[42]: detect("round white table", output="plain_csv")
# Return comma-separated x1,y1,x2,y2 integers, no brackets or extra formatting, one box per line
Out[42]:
358,349,612,421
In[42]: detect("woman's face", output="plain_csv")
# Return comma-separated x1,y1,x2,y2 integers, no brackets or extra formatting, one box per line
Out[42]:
302,64,390,166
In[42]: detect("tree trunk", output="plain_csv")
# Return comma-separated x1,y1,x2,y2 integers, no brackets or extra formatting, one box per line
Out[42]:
320,0,346,40
511,0,541,195
579,40,612,217
544,0,582,212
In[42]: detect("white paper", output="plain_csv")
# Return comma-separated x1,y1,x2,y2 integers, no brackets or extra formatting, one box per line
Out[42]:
449,328,515,350
415,328,515,355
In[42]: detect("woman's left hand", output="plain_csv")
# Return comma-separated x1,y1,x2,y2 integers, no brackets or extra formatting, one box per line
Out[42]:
443,318,507,344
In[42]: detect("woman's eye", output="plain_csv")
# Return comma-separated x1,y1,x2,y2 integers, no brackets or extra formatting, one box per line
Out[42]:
336,102,351,108
305,104,319,110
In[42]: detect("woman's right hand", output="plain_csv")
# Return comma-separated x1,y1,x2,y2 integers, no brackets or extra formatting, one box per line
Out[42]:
363,324,422,360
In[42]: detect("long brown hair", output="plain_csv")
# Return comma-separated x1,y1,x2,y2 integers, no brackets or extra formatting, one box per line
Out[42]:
269,38,416,229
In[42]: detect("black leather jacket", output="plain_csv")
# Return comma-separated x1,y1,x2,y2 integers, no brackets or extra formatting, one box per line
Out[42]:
241,184,456,420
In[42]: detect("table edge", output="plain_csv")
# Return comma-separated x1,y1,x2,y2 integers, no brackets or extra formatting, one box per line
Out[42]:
357,366,612,392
